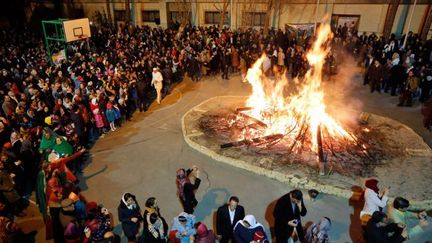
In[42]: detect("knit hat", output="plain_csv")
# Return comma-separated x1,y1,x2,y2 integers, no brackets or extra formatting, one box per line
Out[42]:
253,231,265,242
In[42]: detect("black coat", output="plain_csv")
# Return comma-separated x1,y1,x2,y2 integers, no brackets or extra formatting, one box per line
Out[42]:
364,221,405,243
182,178,201,214
273,193,307,241
216,204,245,242
118,201,143,238
141,209,168,243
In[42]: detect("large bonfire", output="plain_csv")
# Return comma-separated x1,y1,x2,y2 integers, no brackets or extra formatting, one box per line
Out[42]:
199,23,388,176
243,23,357,155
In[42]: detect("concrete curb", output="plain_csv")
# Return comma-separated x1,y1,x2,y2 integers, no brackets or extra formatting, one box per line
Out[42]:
181,96,432,210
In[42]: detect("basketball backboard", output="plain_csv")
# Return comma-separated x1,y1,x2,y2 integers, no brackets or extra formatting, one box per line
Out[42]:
63,18,92,42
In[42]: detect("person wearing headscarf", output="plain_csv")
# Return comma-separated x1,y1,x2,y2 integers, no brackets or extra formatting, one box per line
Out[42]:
195,222,217,243
142,197,168,243
118,193,142,242
181,166,201,214
233,215,268,243
83,205,113,243
170,212,196,243
39,127,57,153
305,217,332,243
141,212,166,243
52,137,73,157
47,147,85,184
360,179,389,219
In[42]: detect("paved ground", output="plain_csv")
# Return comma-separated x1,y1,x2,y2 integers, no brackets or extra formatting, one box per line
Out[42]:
21,71,432,242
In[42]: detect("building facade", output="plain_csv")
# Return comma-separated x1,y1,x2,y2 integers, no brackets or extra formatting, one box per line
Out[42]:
30,0,432,39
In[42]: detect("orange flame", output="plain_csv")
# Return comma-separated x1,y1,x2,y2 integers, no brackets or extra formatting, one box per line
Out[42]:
244,23,356,153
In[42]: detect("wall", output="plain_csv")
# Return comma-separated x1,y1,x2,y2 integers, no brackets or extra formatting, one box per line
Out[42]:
75,0,430,38
332,4,388,34
279,4,330,27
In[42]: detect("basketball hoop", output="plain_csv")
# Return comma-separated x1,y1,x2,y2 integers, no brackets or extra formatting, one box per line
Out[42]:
77,34,88,40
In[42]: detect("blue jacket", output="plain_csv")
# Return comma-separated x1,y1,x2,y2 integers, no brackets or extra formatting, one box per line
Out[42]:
171,213,196,243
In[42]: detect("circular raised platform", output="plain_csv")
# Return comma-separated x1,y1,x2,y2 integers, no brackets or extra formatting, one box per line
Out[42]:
182,96,432,209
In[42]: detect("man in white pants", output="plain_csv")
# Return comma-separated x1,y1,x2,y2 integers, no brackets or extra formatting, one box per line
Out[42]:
151,67,163,104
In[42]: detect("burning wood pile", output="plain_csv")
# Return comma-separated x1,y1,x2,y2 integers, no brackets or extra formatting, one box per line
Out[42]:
198,23,395,177
199,107,392,176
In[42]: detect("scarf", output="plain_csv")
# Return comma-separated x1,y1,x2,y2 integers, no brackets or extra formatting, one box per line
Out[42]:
365,179,379,194
39,127,57,151
52,137,73,156
234,215,264,231
121,193,136,210
148,216,164,239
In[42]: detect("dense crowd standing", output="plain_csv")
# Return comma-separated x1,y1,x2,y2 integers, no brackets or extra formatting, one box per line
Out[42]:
0,20,430,242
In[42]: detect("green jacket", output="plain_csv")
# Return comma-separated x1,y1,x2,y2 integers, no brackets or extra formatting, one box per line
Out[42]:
389,206,423,240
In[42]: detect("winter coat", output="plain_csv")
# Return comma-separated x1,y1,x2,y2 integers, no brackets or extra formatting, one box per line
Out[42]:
361,188,388,217
364,221,405,243
0,170,20,203
273,193,307,241
233,216,268,243
367,64,383,83
232,49,239,68
405,76,419,93
118,201,143,238
142,207,168,243
196,223,216,243
170,213,196,243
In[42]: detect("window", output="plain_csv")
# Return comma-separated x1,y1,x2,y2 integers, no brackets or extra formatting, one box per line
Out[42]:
142,10,160,22
243,12,266,27
169,11,191,23
204,11,230,25
114,10,126,22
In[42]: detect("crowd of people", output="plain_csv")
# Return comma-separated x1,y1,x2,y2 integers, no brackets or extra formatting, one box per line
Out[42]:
0,15,430,242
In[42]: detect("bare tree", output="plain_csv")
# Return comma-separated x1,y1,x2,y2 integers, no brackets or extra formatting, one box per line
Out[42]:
125,0,131,25
213,0,230,30
174,0,192,39
106,0,112,24
239,2,258,29
263,0,275,35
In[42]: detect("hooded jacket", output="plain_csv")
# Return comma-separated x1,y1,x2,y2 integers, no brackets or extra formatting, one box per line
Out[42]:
196,222,216,243
170,212,196,243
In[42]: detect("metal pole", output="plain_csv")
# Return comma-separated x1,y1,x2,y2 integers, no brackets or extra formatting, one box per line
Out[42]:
41,21,53,65
402,0,417,49
314,0,320,34
230,0,233,30
131,0,135,27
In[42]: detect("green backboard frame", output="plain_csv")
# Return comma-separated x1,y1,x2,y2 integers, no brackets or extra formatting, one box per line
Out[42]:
41,19,68,64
